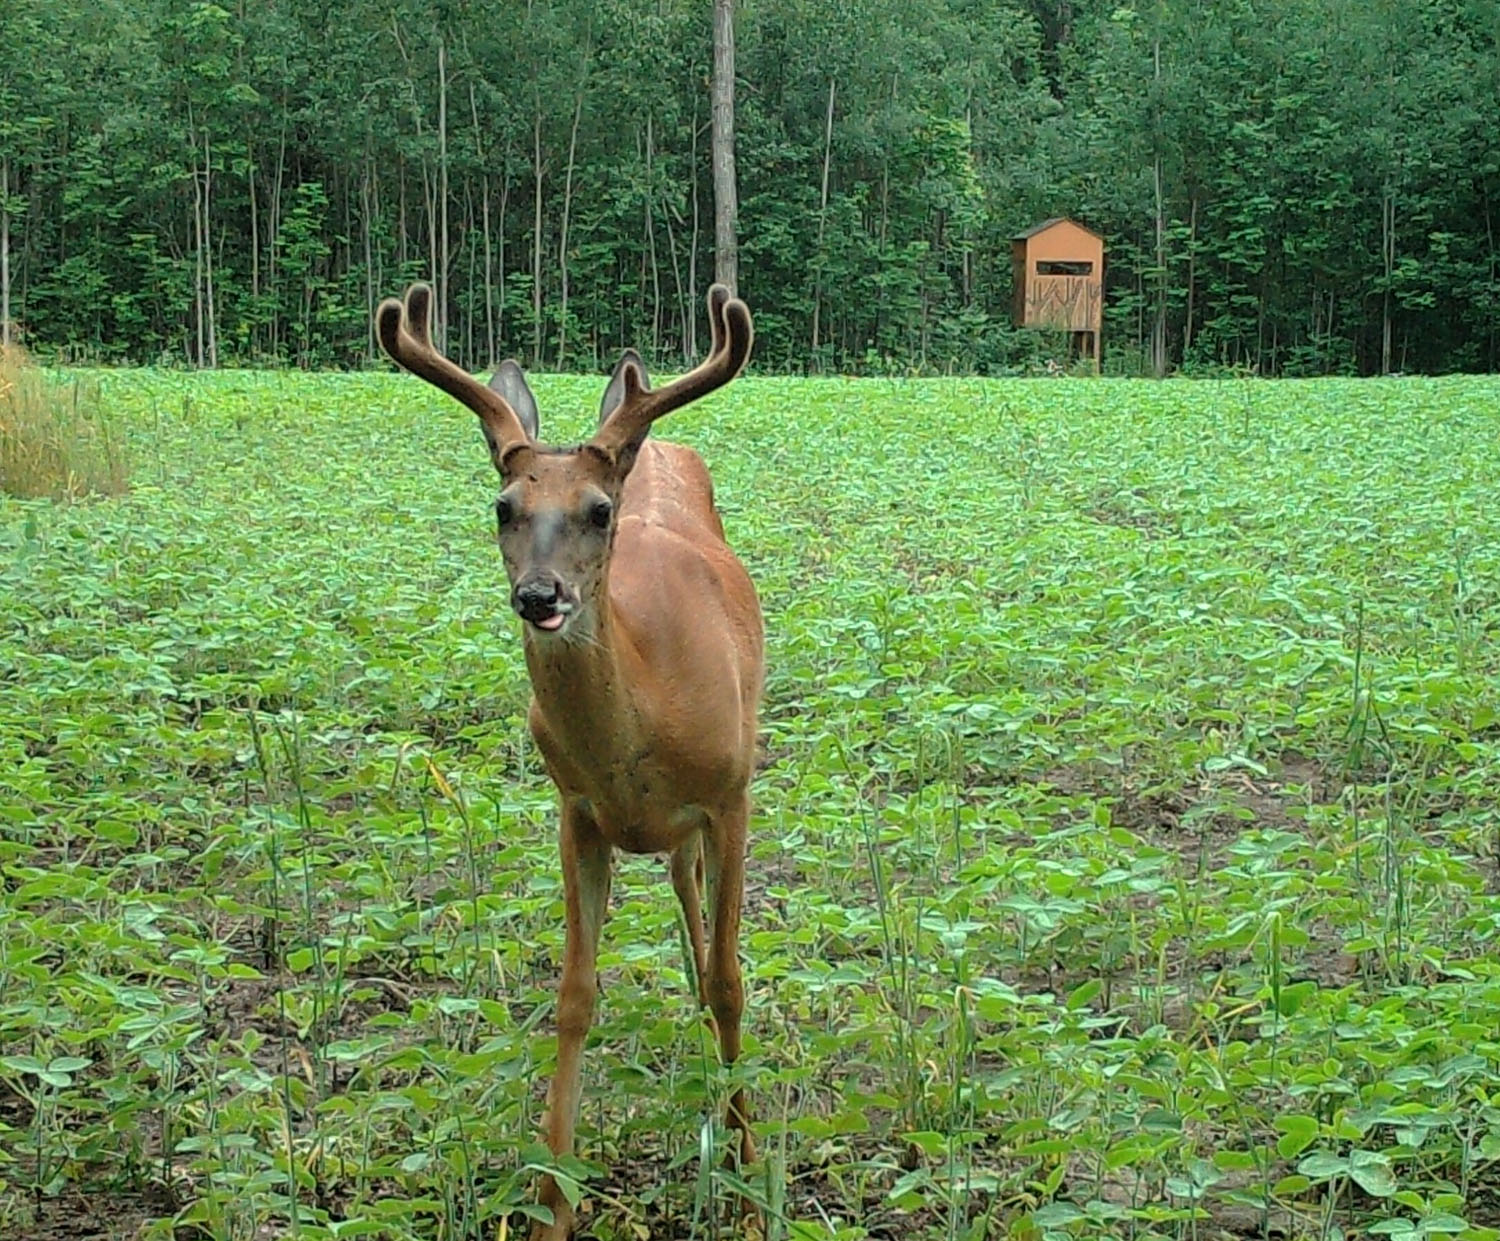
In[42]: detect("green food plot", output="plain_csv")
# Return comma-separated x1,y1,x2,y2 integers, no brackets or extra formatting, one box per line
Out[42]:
2,371,1498,1240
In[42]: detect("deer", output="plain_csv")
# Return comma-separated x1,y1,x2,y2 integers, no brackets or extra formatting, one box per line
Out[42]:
374,282,763,1239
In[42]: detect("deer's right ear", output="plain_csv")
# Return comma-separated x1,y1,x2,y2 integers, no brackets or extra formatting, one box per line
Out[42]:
599,349,649,429
488,360,539,441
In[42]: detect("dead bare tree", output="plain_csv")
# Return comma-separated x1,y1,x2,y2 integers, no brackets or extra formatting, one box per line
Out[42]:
712,0,739,296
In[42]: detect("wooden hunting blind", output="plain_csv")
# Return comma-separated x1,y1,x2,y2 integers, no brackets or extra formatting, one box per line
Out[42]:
1011,217,1104,372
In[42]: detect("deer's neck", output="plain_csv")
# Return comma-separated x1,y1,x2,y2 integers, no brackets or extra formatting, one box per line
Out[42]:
522,597,647,771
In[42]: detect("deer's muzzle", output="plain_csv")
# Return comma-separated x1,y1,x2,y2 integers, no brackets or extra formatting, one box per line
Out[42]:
513,573,573,632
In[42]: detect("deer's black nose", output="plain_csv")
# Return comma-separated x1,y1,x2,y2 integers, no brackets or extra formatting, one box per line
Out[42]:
513,575,563,623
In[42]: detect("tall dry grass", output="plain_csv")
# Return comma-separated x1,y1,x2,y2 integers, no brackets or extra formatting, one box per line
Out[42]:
0,344,127,499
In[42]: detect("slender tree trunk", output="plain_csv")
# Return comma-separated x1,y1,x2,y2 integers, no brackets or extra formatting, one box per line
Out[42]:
711,0,739,294
688,101,701,361
268,116,287,357
557,91,583,366
1,155,11,347
1151,36,1166,378
874,72,896,353
463,178,475,366
498,166,509,355
193,189,203,366
1381,187,1395,374
879,73,896,252
422,155,437,320
247,142,259,353
469,82,496,365
1151,161,1166,375
1135,263,1145,363
235,9,253,350
418,127,436,345
963,104,974,310
480,181,495,364
191,119,205,367
645,113,661,360
203,130,218,367
372,164,383,309
362,158,376,360
437,37,449,353
398,163,408,272
1184,193,1197,355
406,65,435,337
532,108,544,364
662,178,687,366
635,126,647,337
810,77,836,358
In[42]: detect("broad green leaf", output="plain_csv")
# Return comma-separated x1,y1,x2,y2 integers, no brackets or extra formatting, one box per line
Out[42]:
1348,1150,1397,1198
1276,1114,1319,1158
1298,1152,1351,1180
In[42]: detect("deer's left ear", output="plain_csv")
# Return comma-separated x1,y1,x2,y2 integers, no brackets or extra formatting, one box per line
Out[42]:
599,349,649,429
488,360,539,441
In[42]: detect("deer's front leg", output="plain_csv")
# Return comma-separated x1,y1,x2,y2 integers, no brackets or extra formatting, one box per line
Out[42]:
670,832,712,1009
533,802,611,1241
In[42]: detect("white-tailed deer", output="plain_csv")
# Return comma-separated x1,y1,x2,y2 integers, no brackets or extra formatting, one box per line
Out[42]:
375,283,762,1239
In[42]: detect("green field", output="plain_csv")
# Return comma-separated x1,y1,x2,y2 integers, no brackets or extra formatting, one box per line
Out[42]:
2,371,1499,1241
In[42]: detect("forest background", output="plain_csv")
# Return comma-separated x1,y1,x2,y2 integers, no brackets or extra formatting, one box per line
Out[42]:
1,0,1496,378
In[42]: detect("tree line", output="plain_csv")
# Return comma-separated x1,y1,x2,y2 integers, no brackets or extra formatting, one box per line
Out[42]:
2,0,1496,376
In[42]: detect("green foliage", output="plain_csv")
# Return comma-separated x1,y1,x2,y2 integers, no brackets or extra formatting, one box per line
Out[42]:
0,1,1497,374
2,370,1500,1236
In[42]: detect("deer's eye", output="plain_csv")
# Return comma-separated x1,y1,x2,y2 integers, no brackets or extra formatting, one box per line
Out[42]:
588,498,613,529
496,497,515,528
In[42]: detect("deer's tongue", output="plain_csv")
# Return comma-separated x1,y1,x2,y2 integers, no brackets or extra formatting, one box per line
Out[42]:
535,613,566,631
